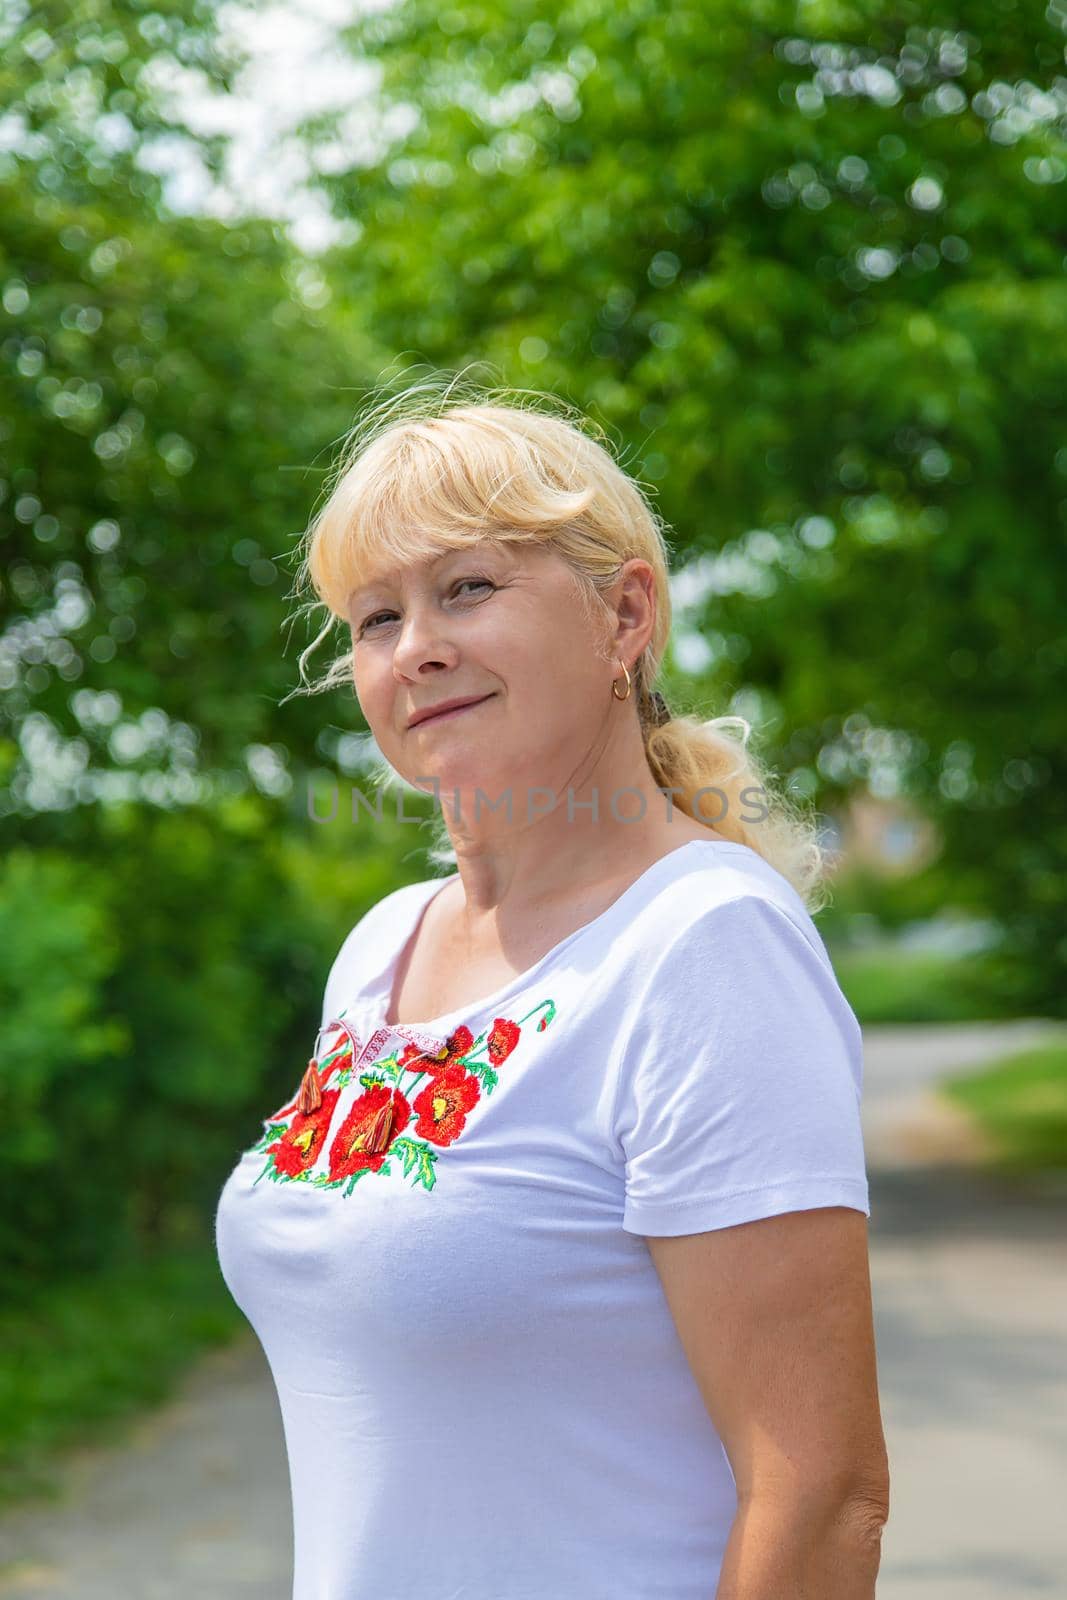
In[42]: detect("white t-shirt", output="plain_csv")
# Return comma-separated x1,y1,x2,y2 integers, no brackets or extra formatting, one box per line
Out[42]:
214,838,870,1600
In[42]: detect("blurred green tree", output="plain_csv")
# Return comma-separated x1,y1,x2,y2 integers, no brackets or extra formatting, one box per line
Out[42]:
287,0,1067,1007
0,1,424,1274
0,0,387,838
2,0,1065,1012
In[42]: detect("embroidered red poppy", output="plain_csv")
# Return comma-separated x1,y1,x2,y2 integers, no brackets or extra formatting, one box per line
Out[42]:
396,1023,475,1076
327,1084,412,1181
267,1088,341,1177
411,1062,482,1146
486,1017,520,1064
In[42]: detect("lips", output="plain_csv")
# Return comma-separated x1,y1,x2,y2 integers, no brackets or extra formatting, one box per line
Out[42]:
409,694,494,729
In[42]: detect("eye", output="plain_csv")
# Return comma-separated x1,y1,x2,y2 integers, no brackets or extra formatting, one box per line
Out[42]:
356,577,494,637
453,577,495,599
358,609,397,635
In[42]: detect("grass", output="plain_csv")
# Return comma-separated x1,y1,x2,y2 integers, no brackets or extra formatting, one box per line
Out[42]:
829,946,1010,1025
0,1244,246,1512
940,1039,1067,1176
832,946,1067,1179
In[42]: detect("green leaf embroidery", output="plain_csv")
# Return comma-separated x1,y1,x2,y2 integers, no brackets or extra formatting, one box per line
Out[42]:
391,1136,438,1191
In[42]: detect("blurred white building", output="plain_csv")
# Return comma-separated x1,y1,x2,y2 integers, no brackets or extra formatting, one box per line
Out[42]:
826,794,940,878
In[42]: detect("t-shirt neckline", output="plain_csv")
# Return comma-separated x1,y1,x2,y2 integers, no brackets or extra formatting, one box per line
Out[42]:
358,838,754,1037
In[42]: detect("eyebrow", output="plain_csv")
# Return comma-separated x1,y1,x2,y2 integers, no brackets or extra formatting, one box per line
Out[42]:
347,547,493,607
347,561,425,608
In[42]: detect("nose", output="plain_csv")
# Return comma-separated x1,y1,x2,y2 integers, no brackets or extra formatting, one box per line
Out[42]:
390,603,459,680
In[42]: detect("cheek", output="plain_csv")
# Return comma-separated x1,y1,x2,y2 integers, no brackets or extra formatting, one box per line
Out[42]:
349,656,388,719
520,631,600,695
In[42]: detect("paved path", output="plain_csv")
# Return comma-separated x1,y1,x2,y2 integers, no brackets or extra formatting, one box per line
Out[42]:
1,1022,1065,1598
0,1337,292,1599
871,1163,1067,1598
862,1019,1067,1598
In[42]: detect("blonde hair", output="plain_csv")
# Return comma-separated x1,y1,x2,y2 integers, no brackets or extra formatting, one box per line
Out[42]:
286,370,831,913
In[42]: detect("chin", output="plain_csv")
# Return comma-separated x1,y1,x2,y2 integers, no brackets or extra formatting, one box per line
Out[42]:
415,752,512,800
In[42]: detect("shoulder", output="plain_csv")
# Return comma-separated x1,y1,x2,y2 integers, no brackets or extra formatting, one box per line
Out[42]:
643,845,832,971
625,848,860,1052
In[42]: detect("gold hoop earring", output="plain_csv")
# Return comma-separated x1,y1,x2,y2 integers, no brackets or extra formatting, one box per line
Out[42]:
611,661,632,701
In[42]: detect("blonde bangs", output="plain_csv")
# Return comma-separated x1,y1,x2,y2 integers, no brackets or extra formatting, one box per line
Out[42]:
306,405,606,623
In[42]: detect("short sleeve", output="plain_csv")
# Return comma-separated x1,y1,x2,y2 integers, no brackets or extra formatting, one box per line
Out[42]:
612,893,870,1236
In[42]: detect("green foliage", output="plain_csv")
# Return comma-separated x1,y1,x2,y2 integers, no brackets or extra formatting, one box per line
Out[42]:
0,849,129,1271
291,0,1067,1008
0,1245,244,1509
831,946,1020,1025
0,176,371,784
818,859,972,943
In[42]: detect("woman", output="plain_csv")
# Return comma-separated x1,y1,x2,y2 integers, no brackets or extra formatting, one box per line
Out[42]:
215,382,889,1600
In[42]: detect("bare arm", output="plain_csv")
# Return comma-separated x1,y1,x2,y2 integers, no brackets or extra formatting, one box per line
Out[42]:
645,1206,890,1599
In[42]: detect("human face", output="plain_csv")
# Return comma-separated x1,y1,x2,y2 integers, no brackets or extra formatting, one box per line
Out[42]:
347,541,617,810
